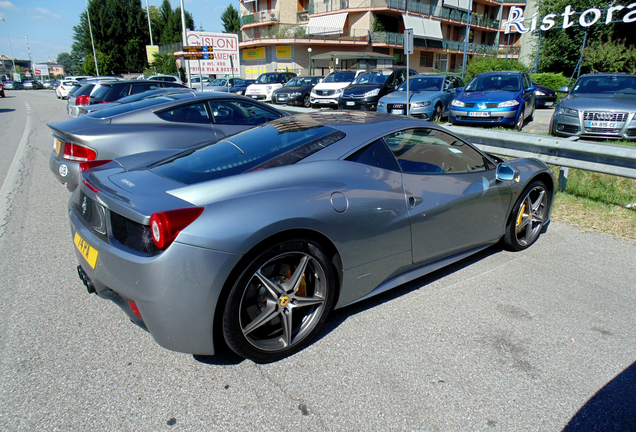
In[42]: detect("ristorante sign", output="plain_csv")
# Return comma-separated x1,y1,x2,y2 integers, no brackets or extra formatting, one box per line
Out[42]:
504,2,636,33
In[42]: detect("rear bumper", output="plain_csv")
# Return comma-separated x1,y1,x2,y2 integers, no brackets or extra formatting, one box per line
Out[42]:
49,151,80,192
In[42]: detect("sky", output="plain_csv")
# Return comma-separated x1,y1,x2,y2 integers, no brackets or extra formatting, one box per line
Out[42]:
0,0,231,64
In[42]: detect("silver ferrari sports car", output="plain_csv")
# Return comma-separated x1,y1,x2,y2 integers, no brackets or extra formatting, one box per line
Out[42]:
69,111,553,363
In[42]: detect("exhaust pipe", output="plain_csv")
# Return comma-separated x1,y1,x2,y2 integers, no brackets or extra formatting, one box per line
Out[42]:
77,266,96,294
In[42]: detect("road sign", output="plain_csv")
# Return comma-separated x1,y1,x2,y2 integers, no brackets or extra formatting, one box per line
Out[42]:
183,46,212,52
404,29,414,55
183,53,215,60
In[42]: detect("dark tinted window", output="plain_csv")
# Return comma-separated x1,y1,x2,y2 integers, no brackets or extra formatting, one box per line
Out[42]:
150,120,344,185
90,84,112,99
347,139,400,171
208,100,282,125
385,128,487,174
130,83,161,95
155,102,210,124
85,95,191,118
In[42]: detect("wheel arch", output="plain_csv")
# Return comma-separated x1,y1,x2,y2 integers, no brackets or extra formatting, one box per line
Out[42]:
504,171,555,229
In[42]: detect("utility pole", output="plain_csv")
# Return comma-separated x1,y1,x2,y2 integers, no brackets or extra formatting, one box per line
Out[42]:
180,0,191,87
85,0,100,76
25,35,34,77
0,18,17,78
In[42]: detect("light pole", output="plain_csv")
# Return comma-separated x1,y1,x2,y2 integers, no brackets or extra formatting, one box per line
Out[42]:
307,47,312,76
85,0,100,75
460,0,473,78
0,18,17,77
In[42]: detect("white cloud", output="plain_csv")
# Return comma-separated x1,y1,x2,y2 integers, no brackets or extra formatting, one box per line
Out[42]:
0,1,18,10
33,7,62,19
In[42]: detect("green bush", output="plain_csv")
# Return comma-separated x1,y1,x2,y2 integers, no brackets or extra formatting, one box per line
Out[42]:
530,72,571,91
464,57,528,81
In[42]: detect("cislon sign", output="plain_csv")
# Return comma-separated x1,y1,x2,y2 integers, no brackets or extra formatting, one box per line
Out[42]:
504,2,636,33
185,31,239,74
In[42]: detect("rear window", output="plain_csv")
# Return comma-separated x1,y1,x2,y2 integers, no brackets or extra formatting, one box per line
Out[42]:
85,96,185,118
90,84,113,100
150,119,345,185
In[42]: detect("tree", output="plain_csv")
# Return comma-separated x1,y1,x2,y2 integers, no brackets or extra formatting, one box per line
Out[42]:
152,51,178,75
221,5,240,33
582,34,636,73
151,0,195,46
536,0,635,76
56,52,83,76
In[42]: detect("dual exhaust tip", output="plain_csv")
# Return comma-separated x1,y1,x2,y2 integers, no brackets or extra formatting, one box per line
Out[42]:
77,266,96,294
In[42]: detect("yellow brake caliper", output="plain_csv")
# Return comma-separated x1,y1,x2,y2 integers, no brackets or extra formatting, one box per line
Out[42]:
286,266,308,297
516,203,526,231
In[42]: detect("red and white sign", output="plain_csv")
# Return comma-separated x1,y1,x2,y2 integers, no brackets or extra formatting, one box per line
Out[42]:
185,31,239,75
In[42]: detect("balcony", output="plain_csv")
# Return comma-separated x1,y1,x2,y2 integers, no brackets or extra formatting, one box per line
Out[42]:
240,10,280,27
497,44,520,56
241,24,369,43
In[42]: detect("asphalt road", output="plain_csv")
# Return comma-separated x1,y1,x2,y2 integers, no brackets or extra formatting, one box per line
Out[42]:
1,90,634,431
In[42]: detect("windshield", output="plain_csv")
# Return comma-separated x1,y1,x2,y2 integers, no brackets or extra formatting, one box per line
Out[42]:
351,71,391,85
398,77,443,92
572,75,636,94
285,77,311,87
150,120,345,185
322,71,356,83
256,73,282,84
210,78,227,86
465,74,521,92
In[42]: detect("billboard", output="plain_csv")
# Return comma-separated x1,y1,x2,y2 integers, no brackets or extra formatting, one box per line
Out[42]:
185,31,239,75
34,64,49,77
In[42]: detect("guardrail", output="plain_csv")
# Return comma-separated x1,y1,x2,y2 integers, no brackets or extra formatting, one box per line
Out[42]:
445,125,636,189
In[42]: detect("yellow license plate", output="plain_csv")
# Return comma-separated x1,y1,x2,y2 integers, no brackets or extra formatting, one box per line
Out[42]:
74,232,98,269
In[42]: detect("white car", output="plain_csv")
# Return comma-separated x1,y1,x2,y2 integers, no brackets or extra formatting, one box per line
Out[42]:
310,70,365,108
56,80,78,99
146,74,183,85
189,76,212,90
245,72,297,102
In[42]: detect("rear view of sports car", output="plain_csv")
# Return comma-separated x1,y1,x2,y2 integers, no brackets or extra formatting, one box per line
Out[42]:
69,111,553,363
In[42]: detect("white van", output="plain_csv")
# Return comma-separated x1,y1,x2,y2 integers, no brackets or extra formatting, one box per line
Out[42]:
310,70,365,108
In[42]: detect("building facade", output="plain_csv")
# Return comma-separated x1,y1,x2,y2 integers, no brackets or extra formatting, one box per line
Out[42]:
238,0,526,78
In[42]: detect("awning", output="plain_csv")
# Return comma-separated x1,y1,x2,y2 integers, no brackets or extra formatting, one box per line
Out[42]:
443,0,459,7
307,13,348,35
402,15,443,40
443,0,470,10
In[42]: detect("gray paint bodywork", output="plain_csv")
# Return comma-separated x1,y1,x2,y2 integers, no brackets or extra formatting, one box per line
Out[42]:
69,112,553,356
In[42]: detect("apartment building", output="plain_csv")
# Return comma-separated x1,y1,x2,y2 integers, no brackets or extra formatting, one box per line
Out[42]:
238,0,526,78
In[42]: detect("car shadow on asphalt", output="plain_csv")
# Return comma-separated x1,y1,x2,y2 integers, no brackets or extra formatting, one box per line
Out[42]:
194,243,505,366
562,361,636,431
0,108,16,113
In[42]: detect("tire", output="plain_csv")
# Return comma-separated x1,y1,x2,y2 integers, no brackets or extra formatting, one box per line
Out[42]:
303,94,311,108
432,104,443,122
514,108,525,131
222,240,336,363
503,180,550,251
529,103,535,122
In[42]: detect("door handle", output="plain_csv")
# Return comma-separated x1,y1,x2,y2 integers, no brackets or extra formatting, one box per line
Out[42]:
408,196,423,207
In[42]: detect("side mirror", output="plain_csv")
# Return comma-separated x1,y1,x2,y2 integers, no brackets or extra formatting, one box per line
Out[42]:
557,86,569,93
526,86,535,92
496,163,519,182
455,87,462,93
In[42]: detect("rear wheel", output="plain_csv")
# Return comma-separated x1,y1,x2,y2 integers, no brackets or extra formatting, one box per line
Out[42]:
222,240,335,363
504,180,550,251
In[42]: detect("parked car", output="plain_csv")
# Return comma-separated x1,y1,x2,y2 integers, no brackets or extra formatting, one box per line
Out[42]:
67,83,97,117
338,68,418,111
84,79,184,105
271,76,322,107
450,71,535,131
43,79,54,89
310,70,365,108
0,82,4,97
532,81,557,108
189,75,212,90
146,74,183,85
77,87,196,116
56,80,77,99
228,79,255,95
68,111,554,363
3,80,24,90
245,72,297,102
48,93,287,191
550,73,636,140
378,74,464,121
203,77,242,93
23,80,44,90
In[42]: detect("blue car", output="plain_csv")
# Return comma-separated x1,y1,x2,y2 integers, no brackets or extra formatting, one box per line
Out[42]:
377,73,464,121
228,79,255,96
450,71,535,131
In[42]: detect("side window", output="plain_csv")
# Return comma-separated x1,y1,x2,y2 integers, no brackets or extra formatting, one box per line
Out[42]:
523,74,531,89
444,77,453,91
156,102,211,124
131,83,160,95
346,139,400,172
208,100,282,125
385,128,487,174
454,76,465,88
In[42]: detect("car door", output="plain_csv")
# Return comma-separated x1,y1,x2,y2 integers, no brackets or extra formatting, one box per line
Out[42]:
208,99,285,139
384,127,512,264
440,76,456,113
522,74,535,116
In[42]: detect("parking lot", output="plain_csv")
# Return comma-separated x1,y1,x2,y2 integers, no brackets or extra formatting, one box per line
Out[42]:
0,90,634,431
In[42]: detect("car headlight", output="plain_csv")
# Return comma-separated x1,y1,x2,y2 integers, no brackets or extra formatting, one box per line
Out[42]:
557,106,578,117
237,90,243,95
451,99,465,107
411,101,432,108
535,90,546,96
378,101,385,108
498,100,520,107
334,88,344,96
364,88,380,98
290,92,302,97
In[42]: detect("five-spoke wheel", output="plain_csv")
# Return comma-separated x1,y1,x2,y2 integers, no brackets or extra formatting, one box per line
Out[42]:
504,180,550,250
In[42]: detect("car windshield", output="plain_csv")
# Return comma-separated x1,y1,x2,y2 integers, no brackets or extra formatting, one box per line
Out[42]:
351,71,391,85
255,73,282,84
465,74,520,92
285,77,311,87
150,120,345,185
572,75,636,94
398,77,443,92
322,71,356,83
210,78,227,86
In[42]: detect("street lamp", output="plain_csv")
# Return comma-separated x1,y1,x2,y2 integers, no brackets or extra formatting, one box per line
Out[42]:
307,47,312,76
0,18,17,77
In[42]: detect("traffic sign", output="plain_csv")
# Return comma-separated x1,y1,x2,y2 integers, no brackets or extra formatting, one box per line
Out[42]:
183,53,215,60
182,46,212,52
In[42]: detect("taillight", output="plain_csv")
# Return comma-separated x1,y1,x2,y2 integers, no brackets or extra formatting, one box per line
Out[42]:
80,159,112,172
149,207,204,250
62,142,97,162
76,95,90,105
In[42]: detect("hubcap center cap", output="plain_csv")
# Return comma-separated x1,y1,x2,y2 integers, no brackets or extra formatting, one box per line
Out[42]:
279,296,290,307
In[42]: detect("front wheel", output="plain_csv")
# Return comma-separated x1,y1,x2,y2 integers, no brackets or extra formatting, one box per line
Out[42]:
504,180,550,251
222,240,336,363
303,94,311,108
514,108,525,131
